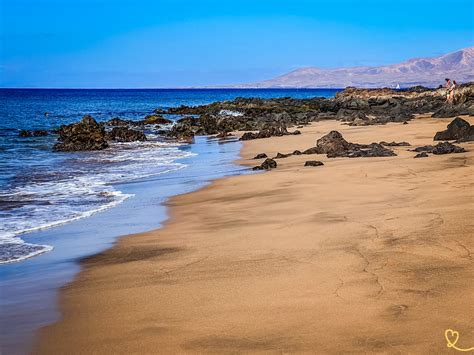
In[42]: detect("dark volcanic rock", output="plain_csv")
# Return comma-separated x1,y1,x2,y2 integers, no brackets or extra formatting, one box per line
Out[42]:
432,142,466,155
53,115,108,152
166,121,195,143
315,131,352,155
379,141,410,146
240,123,300,141
253,153,268,159
252,158,277,170
304,160,324,167
308,131,396,158
405,86,433,93
274,152,292,159
434,117,474,142
328,143,396,158
106,127,147,142
413,142,466,155
432,105,473,118
302,147,320,155
153,83,474,136
414,152,429,158
104,118,134,126
141,114,173,125
19,130,48,137
412,145,433,152
292,150,302,155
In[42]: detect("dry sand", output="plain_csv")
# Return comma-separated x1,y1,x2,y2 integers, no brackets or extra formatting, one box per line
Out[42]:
35,115,474,354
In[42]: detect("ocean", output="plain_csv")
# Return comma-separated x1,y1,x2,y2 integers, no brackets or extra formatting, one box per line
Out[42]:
0,88,338,352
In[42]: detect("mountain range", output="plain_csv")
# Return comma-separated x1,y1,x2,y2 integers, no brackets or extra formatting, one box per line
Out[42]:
236,47,474,88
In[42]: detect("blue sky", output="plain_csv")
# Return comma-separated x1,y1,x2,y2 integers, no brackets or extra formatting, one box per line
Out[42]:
1,0,473,88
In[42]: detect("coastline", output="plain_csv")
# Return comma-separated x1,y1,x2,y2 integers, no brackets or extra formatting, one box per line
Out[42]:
0,136,248,354
34,115,474,353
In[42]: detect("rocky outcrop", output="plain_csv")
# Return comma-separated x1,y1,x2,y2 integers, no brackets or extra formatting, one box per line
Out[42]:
54,115,108,152
19,130,48,137
252,158,277,170
106,127,147,142
157,83,474,143
434,117,474,142
304,160,324,167
432,83,474,118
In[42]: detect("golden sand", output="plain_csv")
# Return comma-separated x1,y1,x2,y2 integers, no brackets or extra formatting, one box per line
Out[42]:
35,115,474,354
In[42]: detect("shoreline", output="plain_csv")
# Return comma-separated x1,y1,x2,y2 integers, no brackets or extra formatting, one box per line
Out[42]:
0,136,248,354
35,115,474,353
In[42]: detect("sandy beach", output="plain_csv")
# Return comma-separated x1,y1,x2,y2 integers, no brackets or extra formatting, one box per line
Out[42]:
35,115,474,354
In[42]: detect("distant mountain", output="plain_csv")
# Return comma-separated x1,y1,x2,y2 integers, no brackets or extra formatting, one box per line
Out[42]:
237,47,474,88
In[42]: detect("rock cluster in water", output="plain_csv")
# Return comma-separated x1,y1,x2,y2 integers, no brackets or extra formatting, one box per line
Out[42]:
52,114,171,151
19,130,48,137
53,115,109,152
48,83,473,153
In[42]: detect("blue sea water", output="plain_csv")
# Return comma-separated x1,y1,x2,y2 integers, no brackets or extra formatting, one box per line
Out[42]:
0,88,338,353
0,88,338,264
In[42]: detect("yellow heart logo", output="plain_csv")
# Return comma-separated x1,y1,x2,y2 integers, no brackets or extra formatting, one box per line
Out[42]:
445,328,474,352
445,329,460,348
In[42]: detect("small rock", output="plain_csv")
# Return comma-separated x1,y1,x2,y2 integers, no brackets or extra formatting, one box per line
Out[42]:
274,152,291,159
142,114,173,125
19,130,48,137
292,150,302,155
414,152,429,158
304,160,324,167
253,153,268,159
253,158,277,170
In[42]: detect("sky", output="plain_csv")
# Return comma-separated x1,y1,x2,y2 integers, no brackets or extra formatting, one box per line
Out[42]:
0,0,473,88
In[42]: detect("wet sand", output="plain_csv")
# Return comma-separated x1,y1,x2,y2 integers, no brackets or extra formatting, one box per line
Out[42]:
35,115,474,354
